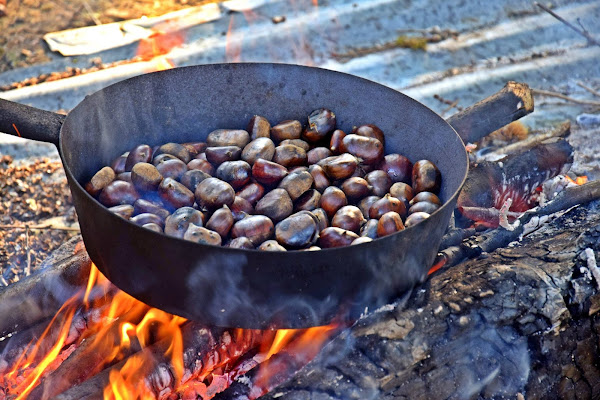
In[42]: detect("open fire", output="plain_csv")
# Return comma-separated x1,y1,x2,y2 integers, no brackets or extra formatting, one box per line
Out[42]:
0,263,340,399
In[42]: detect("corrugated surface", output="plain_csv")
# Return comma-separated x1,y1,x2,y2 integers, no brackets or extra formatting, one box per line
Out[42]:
0,0,598,116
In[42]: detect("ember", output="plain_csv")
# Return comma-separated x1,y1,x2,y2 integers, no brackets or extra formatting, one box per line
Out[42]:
0,264,340,399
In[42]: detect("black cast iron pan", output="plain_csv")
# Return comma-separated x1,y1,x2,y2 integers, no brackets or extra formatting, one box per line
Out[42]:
0,63,468,329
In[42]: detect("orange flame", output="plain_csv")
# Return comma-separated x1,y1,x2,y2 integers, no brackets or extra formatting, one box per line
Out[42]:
565,175,588,185
1,263,340,399
225,15,242,62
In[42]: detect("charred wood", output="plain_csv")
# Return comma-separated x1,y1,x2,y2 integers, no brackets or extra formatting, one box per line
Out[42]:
446,81,534,144
0,235,90,340
260,199,600,400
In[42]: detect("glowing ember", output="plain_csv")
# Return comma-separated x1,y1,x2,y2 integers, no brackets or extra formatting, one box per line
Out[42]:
0,265,340,399
565,175,588,185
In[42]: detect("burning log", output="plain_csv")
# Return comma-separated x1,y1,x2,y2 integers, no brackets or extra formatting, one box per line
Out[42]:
457,137,573,227
257,197,600,399
446,81,534,144
0,235,90,339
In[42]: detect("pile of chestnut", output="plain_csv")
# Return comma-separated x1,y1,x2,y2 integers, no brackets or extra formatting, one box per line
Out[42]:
85,109,442,250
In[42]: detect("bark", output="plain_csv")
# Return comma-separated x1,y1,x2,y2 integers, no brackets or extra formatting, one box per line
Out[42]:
0,235,90,339
259,200,600,400
447,81,534,144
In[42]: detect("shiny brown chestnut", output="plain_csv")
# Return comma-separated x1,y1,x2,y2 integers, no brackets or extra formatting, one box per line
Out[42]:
409,191,442,206
376,211,405,237
308,165,330,192
215,160,252,189
381,154,412,184
195,177,235,209
131,162,163,192
125,144,153,171
133,199,170,220
98,180,139,207
357,196,380,219
142,223,162,233
182,142,207,157
320,186,348,218
404,211,430,227
319,227,359,248
331,205,366,234
116,172,132,183
183,224,222,246
303,108,336,142
231,215,274,246
252,159,288,185
278,170,314,201
280,139,310,151
164,207,204,239
408,201,440,215
228,236,255,249
342,134,384,165
389,182,415,202
187,158,215,175
130,213,165,228
275,211,318,248
230,196,254,221
247,115,271,140
86,166,116,196
341,177,371,201
353,124,385,145
180,169,211,192
255,188,293,222
412,160,441,194
369,194,406,219
205,146,242,166
154,143,191,164
365,170,392,197
207,129,250,149
294,189,322,212
155,159,187,181
360,219,379,239
329,129,347,154
273,144,307,167
241,137,276,165
159,178,195,210
206,206,235,238
319,153,358,180
271,120,302,142
111,153,128,174
258,240,287,251
311,208,329,232
108,204,134,219
236,182,265,205
307,147,332,165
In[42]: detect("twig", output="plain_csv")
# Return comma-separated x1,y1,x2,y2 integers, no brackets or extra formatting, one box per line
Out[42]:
82,0,101,25
531,88,600,107
478,121,571,162
0,224,80,232
25,225,31,277
577,81,600,98
534,2,600,47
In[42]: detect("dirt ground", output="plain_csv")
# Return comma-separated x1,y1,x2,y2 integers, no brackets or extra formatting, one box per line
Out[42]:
0,0,215,72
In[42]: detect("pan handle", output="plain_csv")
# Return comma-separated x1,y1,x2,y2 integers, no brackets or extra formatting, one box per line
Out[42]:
0,98,64,146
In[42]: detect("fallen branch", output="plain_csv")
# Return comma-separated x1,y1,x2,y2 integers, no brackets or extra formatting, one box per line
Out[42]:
532,88,600,107
477,121,570,162
446,81,534,144
534,2,600,47
577,81,600,98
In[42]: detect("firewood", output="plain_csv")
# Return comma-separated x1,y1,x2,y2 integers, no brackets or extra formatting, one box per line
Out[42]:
446,81,534,144
0,235,90,339
258,198,600,399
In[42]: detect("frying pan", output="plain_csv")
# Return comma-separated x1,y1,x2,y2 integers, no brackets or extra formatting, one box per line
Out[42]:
0,63,468,329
